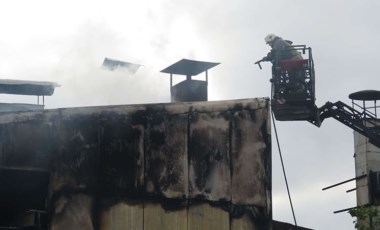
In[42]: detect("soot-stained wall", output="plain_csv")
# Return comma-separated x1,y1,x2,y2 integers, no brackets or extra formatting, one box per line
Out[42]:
0,98,271,229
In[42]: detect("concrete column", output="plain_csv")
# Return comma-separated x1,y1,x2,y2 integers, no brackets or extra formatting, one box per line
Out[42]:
355,125,380,205
354,121,380,228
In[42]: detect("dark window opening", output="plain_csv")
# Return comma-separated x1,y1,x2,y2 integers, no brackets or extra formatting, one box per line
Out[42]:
0,168,49,229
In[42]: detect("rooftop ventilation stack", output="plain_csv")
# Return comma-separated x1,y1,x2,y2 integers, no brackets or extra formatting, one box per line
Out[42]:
161,59,220,102
349,90,380,227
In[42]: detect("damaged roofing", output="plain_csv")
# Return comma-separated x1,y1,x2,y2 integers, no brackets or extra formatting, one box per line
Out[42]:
0,79,60,96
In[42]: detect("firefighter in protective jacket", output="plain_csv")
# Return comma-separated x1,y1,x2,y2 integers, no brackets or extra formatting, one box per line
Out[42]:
262,34,305,93
263,34,302,62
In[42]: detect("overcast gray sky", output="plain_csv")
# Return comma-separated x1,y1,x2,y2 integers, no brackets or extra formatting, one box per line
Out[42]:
1,0,380,229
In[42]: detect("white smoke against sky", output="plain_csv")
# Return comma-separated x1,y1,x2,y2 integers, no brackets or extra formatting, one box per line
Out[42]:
1,0,380,229
0,0,215,108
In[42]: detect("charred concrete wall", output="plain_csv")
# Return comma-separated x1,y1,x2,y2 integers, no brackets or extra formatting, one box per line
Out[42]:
0,98,271,229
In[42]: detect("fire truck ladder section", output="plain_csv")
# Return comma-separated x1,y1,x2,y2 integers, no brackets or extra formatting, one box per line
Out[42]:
316,90,380,148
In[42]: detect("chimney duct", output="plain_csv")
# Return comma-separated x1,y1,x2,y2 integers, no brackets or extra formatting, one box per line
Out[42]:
161,59,220,103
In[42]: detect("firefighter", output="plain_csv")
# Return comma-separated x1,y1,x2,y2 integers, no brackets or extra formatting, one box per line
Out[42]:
262,34,305,93
263,34,302,62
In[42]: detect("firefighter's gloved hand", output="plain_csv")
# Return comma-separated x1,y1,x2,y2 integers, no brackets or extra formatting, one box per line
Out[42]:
263,52,273,61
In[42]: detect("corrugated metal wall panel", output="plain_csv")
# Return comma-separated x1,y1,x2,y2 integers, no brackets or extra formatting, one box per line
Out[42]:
0,98,271,230
145,113,188,198
231,213,260,230
100,200,144,230
231,109,270,206
144,203,187,230
188,202,229,230
189,111,231,201
98,112,145,197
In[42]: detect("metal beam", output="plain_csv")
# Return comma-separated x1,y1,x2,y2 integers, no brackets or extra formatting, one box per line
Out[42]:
322,174,366,191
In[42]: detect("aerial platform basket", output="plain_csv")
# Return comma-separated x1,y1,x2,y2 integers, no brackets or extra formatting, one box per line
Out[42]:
270,45,318,123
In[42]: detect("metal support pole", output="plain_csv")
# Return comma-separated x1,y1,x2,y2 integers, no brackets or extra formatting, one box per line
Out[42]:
346,188,357,193
334,206,357,214
170,74,172,94
375,100,377,118
206,70,208,86
322,174,366,191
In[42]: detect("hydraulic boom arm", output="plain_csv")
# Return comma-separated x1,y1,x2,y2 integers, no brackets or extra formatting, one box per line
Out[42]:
317,101,380,147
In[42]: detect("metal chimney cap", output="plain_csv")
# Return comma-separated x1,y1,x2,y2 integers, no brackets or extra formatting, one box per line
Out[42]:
160,59,220,76
349,90,380,101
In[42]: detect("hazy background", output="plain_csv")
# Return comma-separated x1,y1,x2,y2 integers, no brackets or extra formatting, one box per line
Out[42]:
1,0,380,229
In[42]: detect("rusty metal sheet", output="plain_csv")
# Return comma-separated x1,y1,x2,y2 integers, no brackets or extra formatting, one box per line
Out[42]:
98,112,145,197
189,111,231,201
231,109,271,207
145,113,188,198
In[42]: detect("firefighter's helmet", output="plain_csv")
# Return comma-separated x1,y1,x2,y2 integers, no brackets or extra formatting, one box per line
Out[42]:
265,34,277,44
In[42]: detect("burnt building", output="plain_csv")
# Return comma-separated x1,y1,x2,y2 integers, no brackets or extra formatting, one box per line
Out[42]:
0,98,281,229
